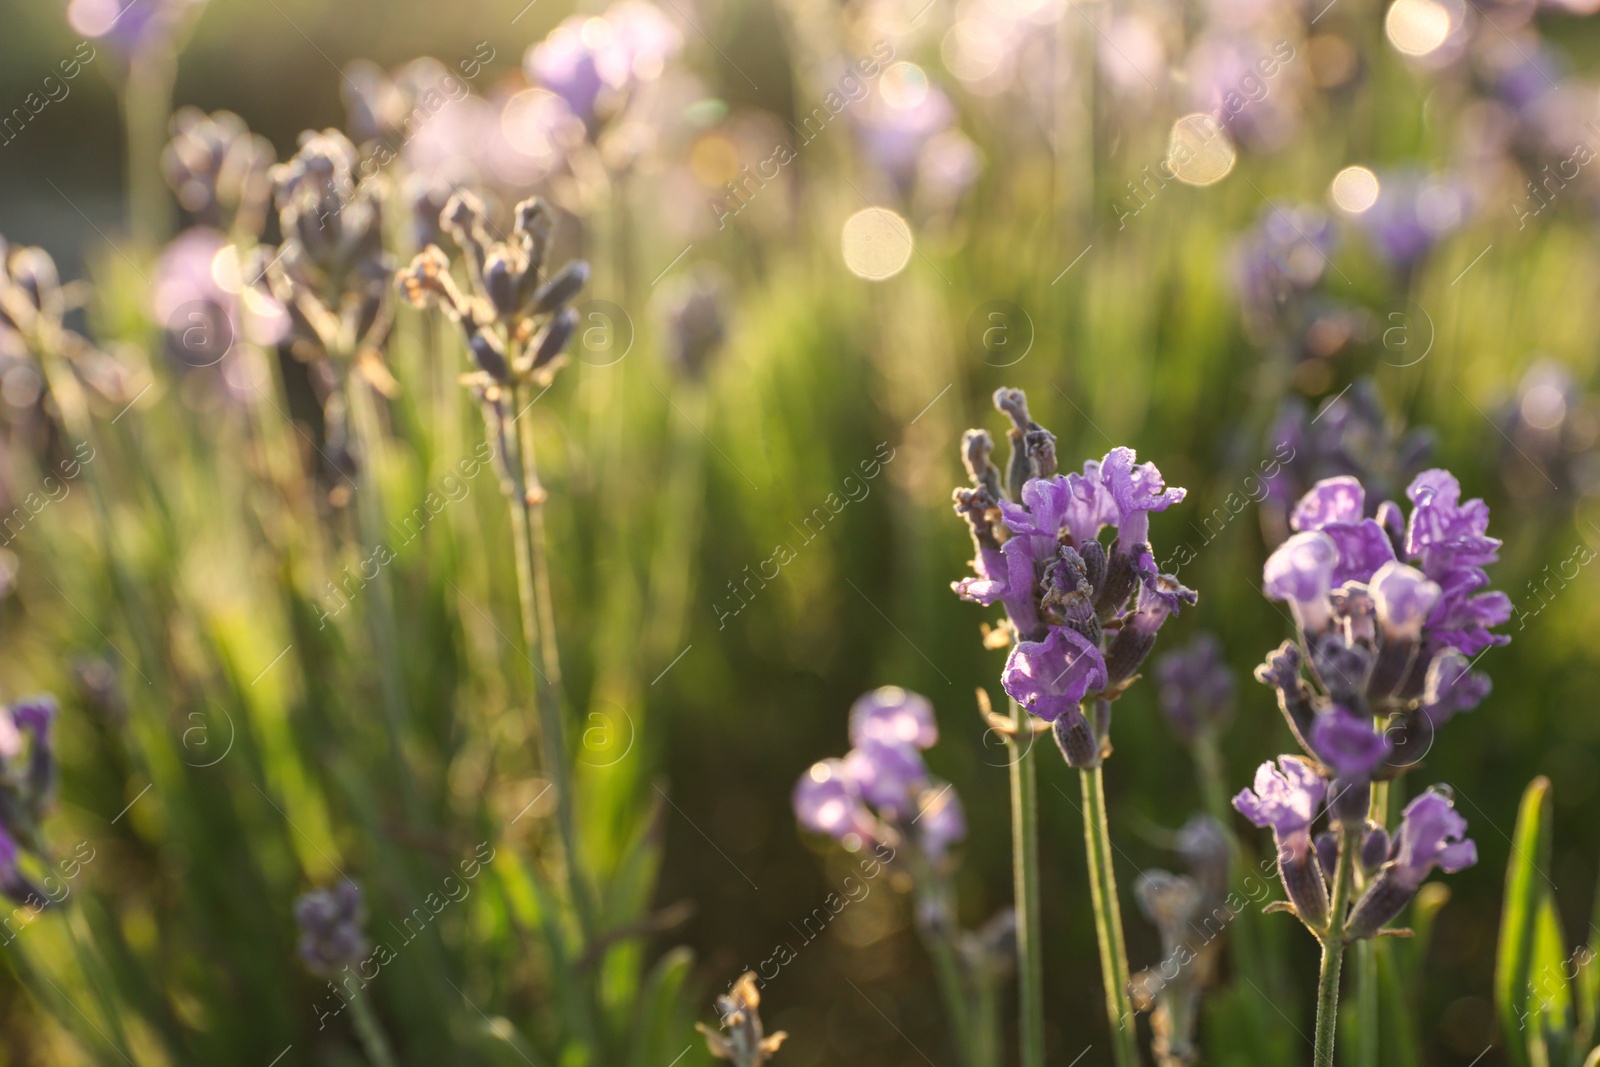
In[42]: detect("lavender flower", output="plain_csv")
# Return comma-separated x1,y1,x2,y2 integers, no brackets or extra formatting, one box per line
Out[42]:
1345,789,1477,938
294,881,369,974
524,1,682,133
792,688,963,861
67,0,206,56
1155,634,1236,741
952,388,1194,767
162,108,276,236
1002,628,1109,722
1233,757,1330,928
1257,469,1505,791
0,696,60,906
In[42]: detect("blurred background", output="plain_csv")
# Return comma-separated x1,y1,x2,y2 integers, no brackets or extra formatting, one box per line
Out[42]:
3,0,1600,1063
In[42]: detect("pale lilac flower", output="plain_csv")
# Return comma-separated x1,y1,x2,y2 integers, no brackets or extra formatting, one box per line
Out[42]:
1100,447,1187,550
1233,756,1325,836
1263,531,1338,630
1233,756,1329,928
1289,476,1366,531
67,0,205,55
1370,560,1441,641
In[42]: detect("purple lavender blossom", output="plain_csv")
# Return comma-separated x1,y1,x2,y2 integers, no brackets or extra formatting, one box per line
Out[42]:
1101,447,1188,550
1233,756,1326,836
1405,470,1512,657
1155,634,1236,741
1356,172,1468,278
1233,756,1330,928
1289,476,1365,531
1370,560,1441,641
1345,789,1477,938
524,1,681,131
1309,706,1391,779
1263,531,1338,630
1420,651,1493,726
1002,627,1110,722
845,741,929,816
295,881,368,974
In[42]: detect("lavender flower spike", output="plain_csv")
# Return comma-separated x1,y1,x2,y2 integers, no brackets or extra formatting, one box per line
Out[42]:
1234,757,1330,928
1002,627,1109,722
1263,531,1339,632
1346,789,1476,939
1290,476,1365,532
1155,634,1236,742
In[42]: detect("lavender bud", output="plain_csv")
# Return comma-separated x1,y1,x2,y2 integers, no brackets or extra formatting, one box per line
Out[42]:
1315,831,1338,882
1276,829,1331,930
482,251,519,321
1079,538,1108,596
1053,705,1100,768
531,260,590,316
1360,824,1391,875
531,306,579,371
294,881,368,975
468,331,511,382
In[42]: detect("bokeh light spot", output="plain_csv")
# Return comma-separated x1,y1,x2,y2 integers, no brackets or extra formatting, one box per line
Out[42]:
1386,0,1451,56
1168,114,1236,187
880,62,930,109
841,208,913,280
1331,166,1381,214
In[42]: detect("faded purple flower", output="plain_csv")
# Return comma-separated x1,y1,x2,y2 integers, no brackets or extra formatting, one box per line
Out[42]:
845,741,928,815
1003,627,1110,721
1156,634,1236,741
916,784,967,860
294,881,368,974
793,759,876,844
850,687,938,751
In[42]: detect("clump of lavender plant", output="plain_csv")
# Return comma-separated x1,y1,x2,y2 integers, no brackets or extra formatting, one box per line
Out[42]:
1241,467,1501,1066
792,688,1007,1067
951,386,1195,1067
698,972,786,1067
0,697,59,907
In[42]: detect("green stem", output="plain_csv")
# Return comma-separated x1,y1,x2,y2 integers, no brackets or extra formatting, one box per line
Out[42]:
346,378,419,822
347,985,400,1067
1355,778,1389,1066
1315,827,1360,1067
1081,763,1141,1067
1007,698,1046,1067
504,386,594,941
917,908,977,1067
123,50,177,247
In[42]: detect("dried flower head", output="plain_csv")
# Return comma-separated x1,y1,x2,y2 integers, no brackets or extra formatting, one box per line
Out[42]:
698,972,786,1067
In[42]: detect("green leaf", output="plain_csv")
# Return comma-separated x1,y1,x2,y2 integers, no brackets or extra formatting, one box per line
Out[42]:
628,945,696,1067
1533,892,1575,1065
1573,869,1600,1062
1497,776,1557,1067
